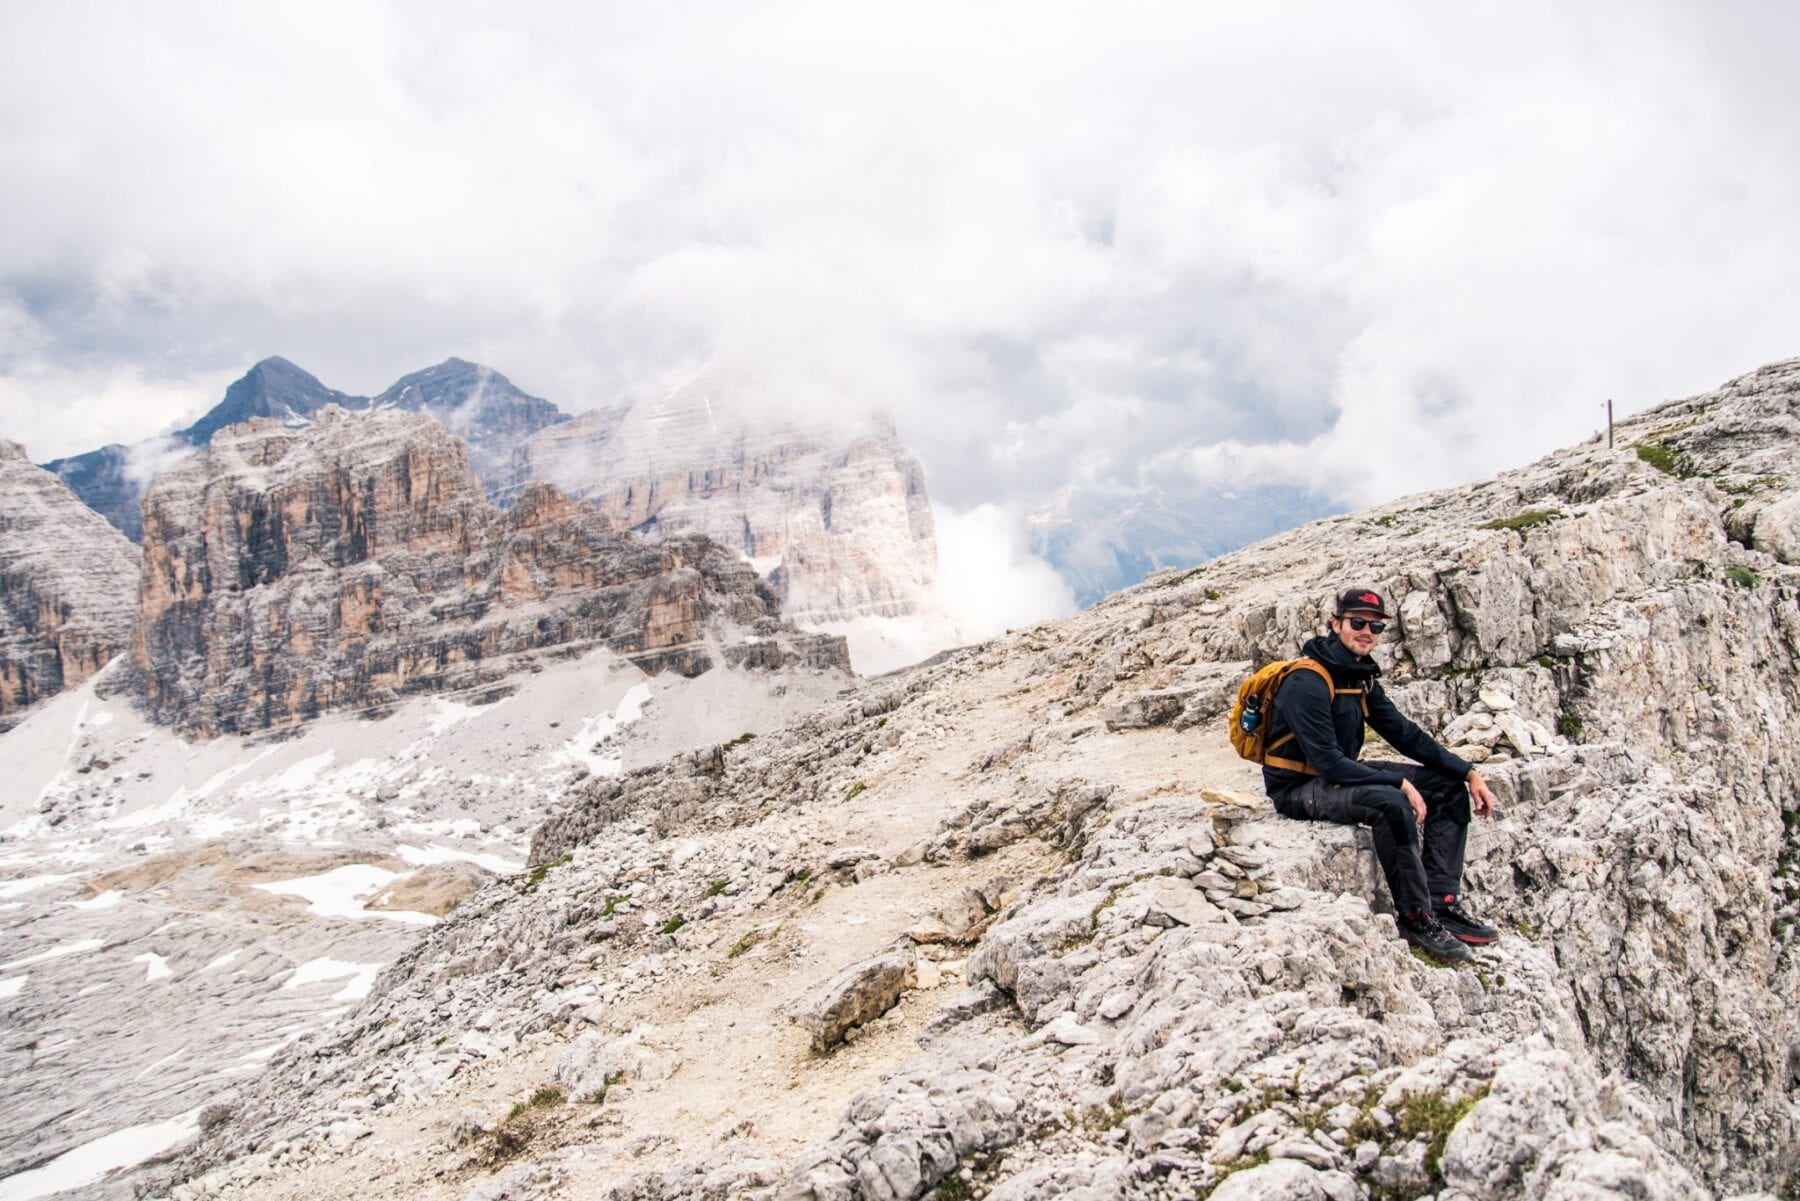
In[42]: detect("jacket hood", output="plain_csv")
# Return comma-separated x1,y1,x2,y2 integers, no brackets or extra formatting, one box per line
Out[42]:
1302,632,1380,682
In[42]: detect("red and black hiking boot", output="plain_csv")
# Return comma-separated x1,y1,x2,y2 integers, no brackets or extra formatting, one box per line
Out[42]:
1398,912,1473,963
1434,897,1499,945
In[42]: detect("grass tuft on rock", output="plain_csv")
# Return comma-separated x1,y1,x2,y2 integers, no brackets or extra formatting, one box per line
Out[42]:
1395,1084,1490,1183
1726,564,1760,589
1201,1151,1271,1198
522,854,571,893
728,927,768,958
1634,440,1696,478
932,1170,974,1201
503,1085,565,1122
1479,508,1559,532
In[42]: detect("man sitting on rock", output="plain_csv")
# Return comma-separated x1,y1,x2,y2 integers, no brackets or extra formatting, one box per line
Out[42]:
1262,588,1500,963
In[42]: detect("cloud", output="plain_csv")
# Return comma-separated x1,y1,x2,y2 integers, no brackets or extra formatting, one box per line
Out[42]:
825,500,1078,674
121,436,196,488
929,504,1078,637
2,1,1797,548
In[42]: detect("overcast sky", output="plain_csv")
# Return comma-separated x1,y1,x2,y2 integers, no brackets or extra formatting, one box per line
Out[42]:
3,2,1797,529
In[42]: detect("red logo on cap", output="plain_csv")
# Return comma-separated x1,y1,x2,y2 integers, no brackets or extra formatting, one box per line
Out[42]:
1359,593,1379,605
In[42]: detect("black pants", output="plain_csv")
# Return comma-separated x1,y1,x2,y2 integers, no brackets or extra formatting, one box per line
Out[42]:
1272,763,1470,919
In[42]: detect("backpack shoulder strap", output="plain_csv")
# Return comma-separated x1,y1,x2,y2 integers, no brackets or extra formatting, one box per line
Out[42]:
1264,658,1335,774
1289,658,1333,692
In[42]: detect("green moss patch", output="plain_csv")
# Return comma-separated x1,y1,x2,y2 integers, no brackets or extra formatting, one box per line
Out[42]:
1634,440,1696,478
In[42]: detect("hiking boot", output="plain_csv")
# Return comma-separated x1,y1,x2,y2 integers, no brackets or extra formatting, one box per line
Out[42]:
1434,898,1499,945
1399,913,1473,963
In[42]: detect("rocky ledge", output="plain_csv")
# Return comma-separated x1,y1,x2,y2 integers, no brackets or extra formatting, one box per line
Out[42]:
132,408,848,737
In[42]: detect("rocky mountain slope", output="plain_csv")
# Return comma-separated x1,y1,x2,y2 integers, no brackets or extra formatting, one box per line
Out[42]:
374,359,570,498
132,406,847,737
0,440,140,731
510,374,942,670
0,636,850,1199
152,359,1800,1201
42,358,569,539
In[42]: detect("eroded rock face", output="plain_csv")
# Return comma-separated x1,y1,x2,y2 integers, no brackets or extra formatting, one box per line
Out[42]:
0,439,141,728
44,357,572,539
132,408,847,736
511,374,939,628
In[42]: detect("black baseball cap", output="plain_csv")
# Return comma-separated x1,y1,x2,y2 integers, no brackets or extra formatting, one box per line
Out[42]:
1334,587,1390,618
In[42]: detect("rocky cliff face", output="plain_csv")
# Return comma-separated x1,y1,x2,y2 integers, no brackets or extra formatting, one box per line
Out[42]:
512,376,940,632
154,358,1800,1200
44,357,354,541
132,408,847,737
0,439,141,730
44,357,570,539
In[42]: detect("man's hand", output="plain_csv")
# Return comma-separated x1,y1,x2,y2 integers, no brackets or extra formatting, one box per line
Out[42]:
1399,778,1427,825
1467,769,1497,819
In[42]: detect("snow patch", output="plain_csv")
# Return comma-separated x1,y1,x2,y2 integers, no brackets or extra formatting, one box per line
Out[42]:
66,889,122,910
0,975,26,999
427,696,503,735
0,1108,201,1201
200,950,241,973
190,747,280,800
134,1046,189,1080
554,683,654,777
0,874,75,899
394,843,524,875
134,952,173,982
253,865,436,925
258,751,336,793
282,957,384,1001
0,938,105,972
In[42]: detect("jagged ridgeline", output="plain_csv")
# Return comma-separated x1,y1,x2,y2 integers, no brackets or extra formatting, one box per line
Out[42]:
131,407,849,736
160,360,1799,1199
42,357,569,541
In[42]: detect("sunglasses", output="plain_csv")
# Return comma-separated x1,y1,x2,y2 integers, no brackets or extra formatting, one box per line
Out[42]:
1345,617,1387,633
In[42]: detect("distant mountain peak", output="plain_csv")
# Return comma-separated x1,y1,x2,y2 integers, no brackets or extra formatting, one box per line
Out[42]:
184,357,363,446
374,361,568,487
377,357,524,400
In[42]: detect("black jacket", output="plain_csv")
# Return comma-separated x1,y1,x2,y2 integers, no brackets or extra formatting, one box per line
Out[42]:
1261,633,1472,795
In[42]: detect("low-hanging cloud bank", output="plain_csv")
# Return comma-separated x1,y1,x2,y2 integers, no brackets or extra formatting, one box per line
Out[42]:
3,2,1798,548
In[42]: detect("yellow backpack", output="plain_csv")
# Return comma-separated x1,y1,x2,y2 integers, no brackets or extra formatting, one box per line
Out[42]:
1227,658,1367,775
